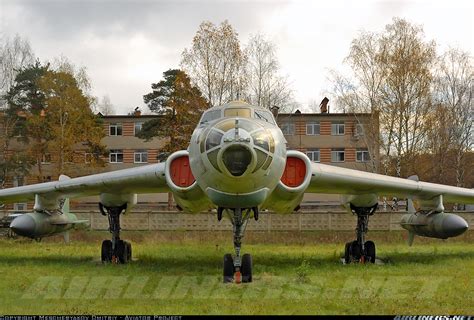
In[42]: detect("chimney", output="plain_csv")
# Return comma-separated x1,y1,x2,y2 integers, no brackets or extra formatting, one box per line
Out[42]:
133,107,141,116
270,105,280,118
320,97,329,113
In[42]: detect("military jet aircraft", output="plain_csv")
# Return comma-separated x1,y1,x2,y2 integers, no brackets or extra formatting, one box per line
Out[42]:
0,101,472,283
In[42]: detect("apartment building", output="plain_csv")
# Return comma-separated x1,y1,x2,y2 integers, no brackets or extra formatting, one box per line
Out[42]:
276,110,380,172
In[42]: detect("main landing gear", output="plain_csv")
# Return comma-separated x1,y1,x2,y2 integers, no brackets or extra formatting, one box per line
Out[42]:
344,204,377,264
220,207,258,283
99,203,132,264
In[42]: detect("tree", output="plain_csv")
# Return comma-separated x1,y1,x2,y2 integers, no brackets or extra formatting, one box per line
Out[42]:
4,62,107,181
139,69,208,152
1,61,48,184
52,55,92,95
37,70,106,176
245,34,294,110
97,95,115,115
0,34,35,100
332,18,437,177
181,20,245,107
430,48,473,187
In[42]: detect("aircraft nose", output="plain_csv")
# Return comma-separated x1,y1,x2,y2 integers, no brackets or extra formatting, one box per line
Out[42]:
10,214,36,237
443,214,468,237
222,145,252,176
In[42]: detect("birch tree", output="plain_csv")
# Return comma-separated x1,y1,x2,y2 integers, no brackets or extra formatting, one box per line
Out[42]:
431,48,473,187
332,18,437,177
181,20,245,107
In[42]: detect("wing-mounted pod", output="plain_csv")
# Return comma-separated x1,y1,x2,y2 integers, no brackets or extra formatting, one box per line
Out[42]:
165,150,213,213
262,150,312,214
400,176,469,245
10,175,88,239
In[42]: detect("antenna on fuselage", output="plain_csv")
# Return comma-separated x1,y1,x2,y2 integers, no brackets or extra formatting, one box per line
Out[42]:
234,119,239,140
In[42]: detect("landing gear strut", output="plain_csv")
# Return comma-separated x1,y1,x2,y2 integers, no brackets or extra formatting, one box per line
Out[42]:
344,204,377,264
221,207,255,283
99,203,132,264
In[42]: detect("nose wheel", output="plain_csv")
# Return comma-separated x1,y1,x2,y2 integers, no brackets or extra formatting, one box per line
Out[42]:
221,207,255,283
223,253,253,283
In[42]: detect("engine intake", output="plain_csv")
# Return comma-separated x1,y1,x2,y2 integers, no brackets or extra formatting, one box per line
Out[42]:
165,150,212,213
262,151,312,214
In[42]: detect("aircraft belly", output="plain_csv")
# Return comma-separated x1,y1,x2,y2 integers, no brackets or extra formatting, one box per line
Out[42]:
206,187,270,208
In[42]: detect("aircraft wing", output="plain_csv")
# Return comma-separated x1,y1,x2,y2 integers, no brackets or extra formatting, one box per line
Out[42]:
307,162,474,204
0,163,169,204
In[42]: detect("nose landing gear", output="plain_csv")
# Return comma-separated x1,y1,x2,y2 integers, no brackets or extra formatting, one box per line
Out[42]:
220,207,255,283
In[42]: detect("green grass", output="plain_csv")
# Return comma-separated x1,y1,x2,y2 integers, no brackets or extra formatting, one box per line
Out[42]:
0,230,473,315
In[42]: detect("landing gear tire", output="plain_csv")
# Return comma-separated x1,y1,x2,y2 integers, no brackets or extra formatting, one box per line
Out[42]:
344,204,378,264
344,242,351,264
350,240,361,260
101,240,113,263
241,253,253,283
365,240,376,263
344,240,376,264
125,241,132,262
100,203,132,264
223,253,234,283
116,240,129,264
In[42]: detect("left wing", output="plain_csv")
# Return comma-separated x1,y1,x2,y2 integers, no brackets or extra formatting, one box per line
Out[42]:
308,162,474,206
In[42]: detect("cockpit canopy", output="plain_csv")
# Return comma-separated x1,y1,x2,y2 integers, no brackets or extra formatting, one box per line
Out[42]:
199,101,276,125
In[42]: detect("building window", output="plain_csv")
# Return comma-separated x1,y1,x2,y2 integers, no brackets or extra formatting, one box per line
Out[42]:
331,148,345,162
306,149,320,162
13,176,25,187
109,149,123,163
41,154,51,164
134,122,143,136
355,124,364,136
109,123,122,136
14,203,27,211
65,153,74,163
134,150,148,163
331,121,345,135
280,123,295,135
356,149,371,162
306,122,320,135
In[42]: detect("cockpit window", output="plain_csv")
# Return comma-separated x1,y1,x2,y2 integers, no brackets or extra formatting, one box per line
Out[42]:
251,130,270,151
254,109,275,124
200,109,222,123
224,108,251,118
205,130,223,151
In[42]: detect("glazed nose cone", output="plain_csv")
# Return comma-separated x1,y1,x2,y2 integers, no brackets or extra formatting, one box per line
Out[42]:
222,145,252,176
10,214,36,237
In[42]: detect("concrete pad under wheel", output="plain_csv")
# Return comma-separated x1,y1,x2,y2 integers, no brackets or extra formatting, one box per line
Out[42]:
340,258,385,265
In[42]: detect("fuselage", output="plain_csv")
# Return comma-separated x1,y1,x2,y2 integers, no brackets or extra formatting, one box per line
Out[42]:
188,101,287,209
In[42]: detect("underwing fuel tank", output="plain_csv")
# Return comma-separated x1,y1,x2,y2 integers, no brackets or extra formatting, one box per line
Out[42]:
9,210,87,239
400,212,468,239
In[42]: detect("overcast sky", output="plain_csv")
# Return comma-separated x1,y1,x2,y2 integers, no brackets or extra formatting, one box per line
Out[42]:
1,0,472,114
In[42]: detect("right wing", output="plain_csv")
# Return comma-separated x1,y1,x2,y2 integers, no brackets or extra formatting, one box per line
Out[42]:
0,163,169,204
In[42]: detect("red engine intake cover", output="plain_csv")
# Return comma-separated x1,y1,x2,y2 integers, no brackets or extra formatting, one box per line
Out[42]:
170,155,196,187
281,157,306,188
